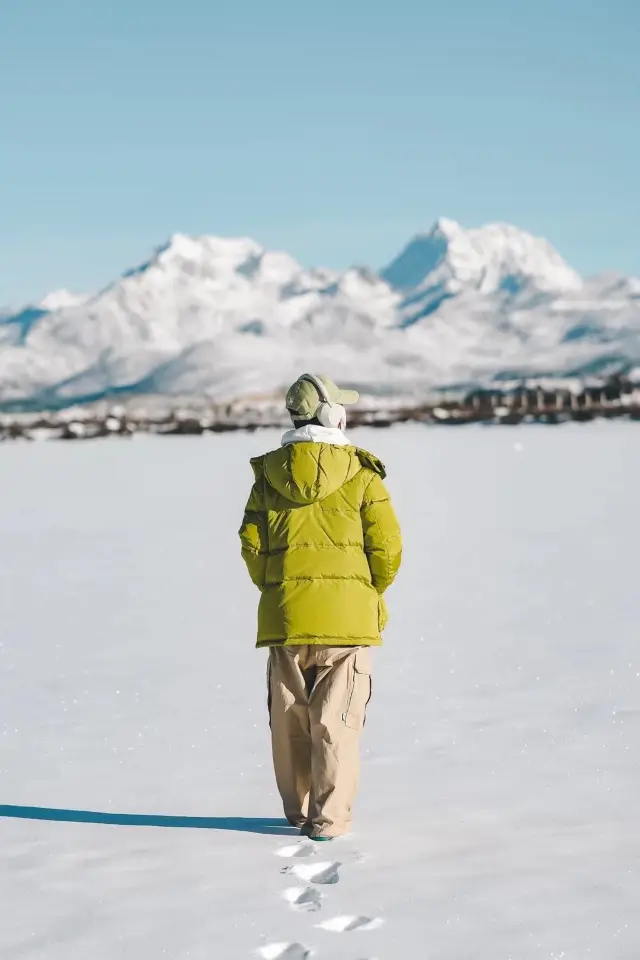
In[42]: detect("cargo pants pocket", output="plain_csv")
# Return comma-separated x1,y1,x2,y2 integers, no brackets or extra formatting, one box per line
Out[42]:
343,648,372,731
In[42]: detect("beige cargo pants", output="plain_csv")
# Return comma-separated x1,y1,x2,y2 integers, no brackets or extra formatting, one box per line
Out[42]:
268,645,372,839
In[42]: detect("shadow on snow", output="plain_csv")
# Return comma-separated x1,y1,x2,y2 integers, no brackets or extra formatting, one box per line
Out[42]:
0,805,296,835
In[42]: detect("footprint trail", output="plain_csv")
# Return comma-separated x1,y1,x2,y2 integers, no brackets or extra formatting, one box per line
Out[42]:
257,834,383,956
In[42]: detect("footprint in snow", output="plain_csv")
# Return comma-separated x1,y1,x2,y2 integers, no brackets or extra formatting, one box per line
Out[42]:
282,885,323,912
274,843,317,860
316,915,384,933
256,944,312,960
280,860,341,885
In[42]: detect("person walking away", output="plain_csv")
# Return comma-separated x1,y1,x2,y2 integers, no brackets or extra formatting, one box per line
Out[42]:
239,374,402,840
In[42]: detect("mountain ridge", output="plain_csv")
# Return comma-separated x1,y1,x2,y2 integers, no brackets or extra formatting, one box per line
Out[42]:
1,218,638,410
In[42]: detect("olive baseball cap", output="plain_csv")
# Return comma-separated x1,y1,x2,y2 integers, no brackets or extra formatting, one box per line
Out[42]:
285,374,360,421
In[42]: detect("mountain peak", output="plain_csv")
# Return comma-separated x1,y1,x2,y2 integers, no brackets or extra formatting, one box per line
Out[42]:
430,216,464,239
120,233,267,285
382,218,582,295
157,233,263,265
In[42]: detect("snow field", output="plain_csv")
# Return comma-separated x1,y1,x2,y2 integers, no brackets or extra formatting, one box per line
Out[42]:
0,422,638,959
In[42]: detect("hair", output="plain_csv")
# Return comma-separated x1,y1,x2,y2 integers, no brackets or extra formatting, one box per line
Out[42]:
292,416,321,429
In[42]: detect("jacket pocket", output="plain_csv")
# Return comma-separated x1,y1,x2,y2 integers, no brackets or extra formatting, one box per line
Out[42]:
378,596,388,632
343,648,372,730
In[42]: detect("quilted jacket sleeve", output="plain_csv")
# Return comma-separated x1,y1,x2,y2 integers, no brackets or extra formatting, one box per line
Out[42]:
361,473,402,594
239,477,268,589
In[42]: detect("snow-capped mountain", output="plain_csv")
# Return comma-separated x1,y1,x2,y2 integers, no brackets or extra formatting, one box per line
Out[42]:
0,219,638,409
383,218,582,295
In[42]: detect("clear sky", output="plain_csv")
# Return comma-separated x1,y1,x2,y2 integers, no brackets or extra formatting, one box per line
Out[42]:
1,0,638,305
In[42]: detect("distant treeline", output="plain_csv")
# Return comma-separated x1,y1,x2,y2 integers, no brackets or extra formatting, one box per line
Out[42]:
1,375,638,441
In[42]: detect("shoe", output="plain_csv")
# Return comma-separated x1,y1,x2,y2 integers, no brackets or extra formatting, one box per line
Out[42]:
288,817,307,829
300,824,335,841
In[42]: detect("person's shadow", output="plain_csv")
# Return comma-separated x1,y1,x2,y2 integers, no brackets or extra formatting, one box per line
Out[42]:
0,804,297,836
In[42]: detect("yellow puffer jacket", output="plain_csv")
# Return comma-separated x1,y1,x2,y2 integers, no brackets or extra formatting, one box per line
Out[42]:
239,442,402,647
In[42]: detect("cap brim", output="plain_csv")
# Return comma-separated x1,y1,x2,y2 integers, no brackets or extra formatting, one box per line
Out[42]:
336,389,359,406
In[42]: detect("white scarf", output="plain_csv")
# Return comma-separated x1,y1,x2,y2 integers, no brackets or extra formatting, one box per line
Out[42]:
281,424,350,447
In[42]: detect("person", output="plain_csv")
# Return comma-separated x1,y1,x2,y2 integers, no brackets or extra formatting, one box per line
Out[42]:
239,374,402,840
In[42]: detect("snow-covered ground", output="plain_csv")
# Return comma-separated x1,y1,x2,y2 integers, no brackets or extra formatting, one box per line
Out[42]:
1,423,638,960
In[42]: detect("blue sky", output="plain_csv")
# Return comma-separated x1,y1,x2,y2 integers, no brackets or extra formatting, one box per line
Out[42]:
1,0,638,305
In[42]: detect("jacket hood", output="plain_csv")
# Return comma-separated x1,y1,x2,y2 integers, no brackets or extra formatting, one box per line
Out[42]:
252,444,386,505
